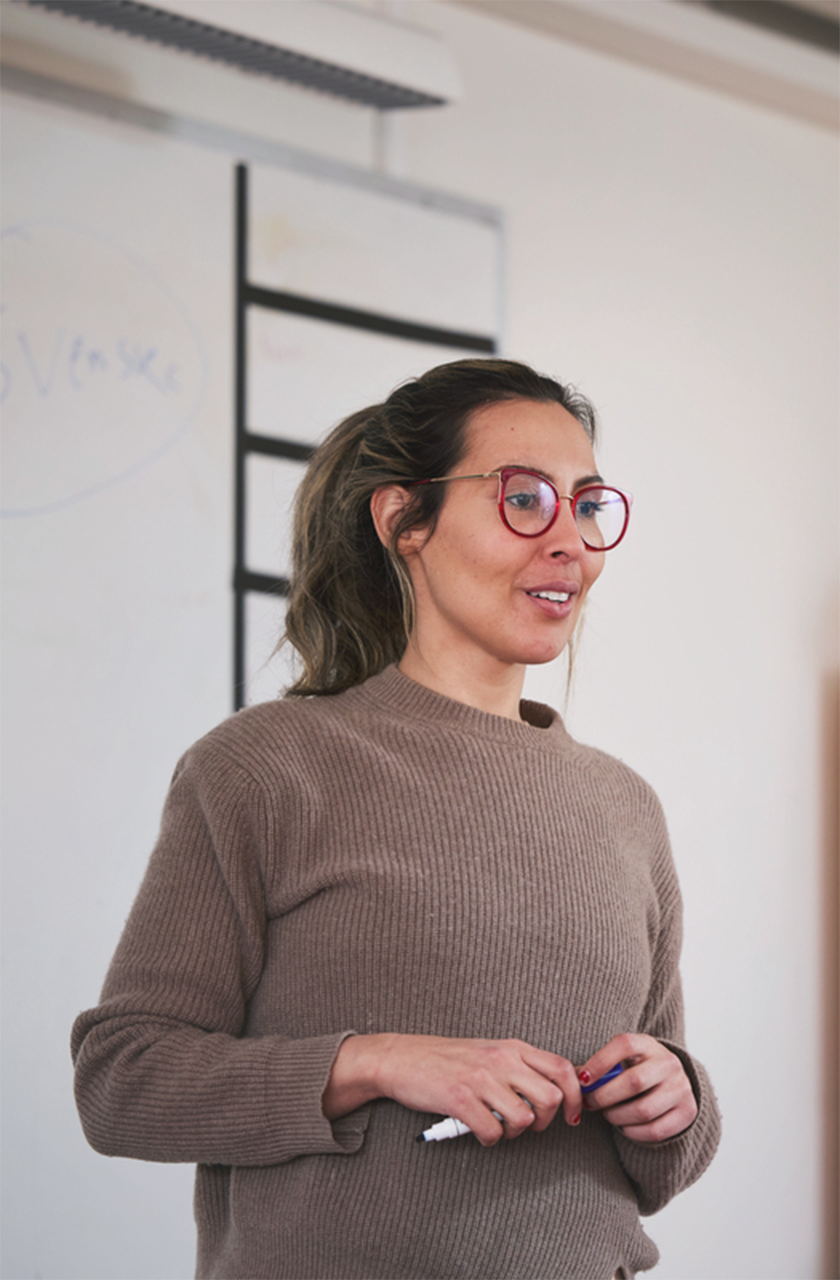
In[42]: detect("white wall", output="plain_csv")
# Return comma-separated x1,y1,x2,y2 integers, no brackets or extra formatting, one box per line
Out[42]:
1,2,837,1279
394,6,839,1278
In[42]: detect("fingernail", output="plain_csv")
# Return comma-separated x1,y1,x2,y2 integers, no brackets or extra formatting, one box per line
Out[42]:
578,1070,591,1085
570,1113,581,1126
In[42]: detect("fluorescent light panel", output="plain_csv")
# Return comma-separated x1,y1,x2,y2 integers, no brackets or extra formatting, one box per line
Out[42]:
21,0,462,109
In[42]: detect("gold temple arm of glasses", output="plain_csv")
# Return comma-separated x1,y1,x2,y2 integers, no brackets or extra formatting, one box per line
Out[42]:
413,472,501,485
413,472,587,503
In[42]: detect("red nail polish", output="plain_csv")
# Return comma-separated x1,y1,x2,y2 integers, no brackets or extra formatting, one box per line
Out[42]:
571,1113,581,1126
578,1070,591,1085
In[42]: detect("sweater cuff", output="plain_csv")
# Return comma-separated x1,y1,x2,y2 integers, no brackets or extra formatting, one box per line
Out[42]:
611,1043,722,1216
263,1031,370,1161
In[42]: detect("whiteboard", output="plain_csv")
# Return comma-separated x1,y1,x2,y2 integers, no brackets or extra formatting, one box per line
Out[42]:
0,79,501,1280
1,88,233,1280
249,160,499,330
247,305,486,444
1,218,209,516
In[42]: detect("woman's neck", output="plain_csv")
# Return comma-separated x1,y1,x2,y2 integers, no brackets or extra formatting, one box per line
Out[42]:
397,645,526,721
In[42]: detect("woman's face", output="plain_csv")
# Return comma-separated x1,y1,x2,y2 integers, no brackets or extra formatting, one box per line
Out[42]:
401,398,606,678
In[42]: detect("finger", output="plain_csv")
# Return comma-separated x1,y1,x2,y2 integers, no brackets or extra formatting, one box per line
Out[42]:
504,1083,558,1133
472,1116,506,1148
581,1059,654,1112
491,1093,537,1140
474,1095,542,1146
599,1065,695,1129
556,1060,583,1127
599,1043,692,1115
581,1061,625,1094
475,1053,556,1133
616,1093,698,1143
519,1048,583,1127
577,1032,680,1108
577,1033,641,1092
444,1099,507,1147
455,1076,538,1145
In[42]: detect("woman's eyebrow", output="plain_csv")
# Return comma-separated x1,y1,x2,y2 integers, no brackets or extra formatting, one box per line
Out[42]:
505,465,605,491
572,473,605,491
494,465,606,494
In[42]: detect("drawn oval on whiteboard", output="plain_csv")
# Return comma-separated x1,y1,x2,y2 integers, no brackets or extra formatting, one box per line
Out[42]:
1,220,208,517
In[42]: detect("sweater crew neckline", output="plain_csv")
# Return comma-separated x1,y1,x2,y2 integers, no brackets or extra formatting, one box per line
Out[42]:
352,664,573,753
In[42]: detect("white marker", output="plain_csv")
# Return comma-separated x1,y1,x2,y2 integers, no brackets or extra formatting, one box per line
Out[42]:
416,1111,505,1143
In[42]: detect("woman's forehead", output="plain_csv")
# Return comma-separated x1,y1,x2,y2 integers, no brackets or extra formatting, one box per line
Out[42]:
462,398,596,473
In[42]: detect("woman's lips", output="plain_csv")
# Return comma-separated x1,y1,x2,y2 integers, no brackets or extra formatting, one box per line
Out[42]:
525,584,578,618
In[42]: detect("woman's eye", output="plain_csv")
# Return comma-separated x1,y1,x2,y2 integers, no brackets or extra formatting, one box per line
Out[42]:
575,500,604,520
506,490,540,511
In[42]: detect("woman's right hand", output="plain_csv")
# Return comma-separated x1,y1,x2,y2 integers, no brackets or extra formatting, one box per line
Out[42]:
322,1034,583,1146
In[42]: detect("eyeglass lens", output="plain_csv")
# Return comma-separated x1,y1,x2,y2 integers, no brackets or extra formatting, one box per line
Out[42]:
501,472,627,549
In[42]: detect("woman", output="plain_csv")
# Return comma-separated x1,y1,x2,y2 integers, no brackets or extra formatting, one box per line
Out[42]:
72,359,720,1280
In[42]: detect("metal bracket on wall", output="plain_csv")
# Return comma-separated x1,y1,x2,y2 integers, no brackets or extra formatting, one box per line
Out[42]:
232,162,497,710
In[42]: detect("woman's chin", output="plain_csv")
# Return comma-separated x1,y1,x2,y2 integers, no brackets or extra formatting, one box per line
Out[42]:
503,636,571,668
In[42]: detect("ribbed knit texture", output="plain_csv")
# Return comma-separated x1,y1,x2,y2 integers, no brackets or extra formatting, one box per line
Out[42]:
72,665,720,1280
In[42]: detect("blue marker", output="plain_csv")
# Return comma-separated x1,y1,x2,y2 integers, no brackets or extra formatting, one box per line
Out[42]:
580,1062,624,1094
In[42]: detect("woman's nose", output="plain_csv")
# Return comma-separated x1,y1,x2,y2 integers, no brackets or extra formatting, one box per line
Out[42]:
547,496,584,557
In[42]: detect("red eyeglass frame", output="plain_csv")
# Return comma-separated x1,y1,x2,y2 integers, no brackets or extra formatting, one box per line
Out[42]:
408,468,633,551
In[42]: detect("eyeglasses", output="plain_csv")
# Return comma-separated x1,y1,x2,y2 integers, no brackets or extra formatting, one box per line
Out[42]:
410,468,632,550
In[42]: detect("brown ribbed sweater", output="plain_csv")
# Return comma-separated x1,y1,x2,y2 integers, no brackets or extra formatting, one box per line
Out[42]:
72,665,720,1280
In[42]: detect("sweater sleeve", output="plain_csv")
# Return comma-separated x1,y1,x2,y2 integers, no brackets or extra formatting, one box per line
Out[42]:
611,795,722,1216
71,742,369,1166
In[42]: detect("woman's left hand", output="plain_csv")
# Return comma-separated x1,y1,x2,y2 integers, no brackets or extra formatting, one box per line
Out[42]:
577,1034,697,1143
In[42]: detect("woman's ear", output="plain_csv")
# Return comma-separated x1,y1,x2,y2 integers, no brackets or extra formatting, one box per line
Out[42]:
370,485,426,553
